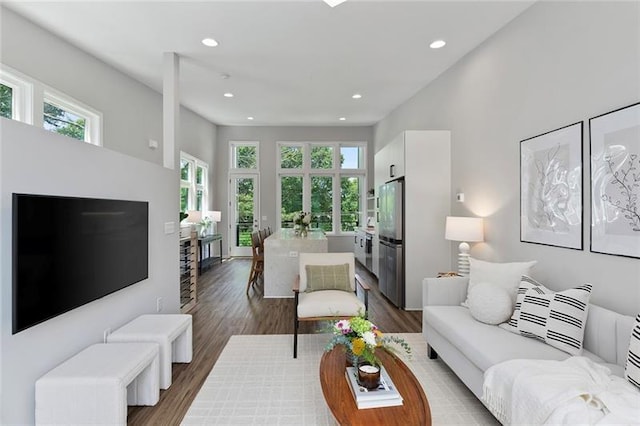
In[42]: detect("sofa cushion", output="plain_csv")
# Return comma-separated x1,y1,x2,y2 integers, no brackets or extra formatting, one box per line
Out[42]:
464,258,537,306
625,314,640,389
424,306,605,372
517,284,592,356
467,282,513,325
501,275,552,333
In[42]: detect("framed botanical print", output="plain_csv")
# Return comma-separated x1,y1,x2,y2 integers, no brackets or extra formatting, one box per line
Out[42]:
589,102,640,258
520,122,583,250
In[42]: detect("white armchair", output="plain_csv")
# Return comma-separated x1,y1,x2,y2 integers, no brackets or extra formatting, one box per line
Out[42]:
293,252,370,358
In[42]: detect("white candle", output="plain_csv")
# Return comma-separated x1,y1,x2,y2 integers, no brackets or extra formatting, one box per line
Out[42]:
359,365,379,374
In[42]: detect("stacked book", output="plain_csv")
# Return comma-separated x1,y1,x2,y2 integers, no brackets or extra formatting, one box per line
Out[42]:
345,366,403,409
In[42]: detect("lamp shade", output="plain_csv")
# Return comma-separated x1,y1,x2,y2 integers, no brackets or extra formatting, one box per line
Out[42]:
445,216,484,242
186,210,202,223
207,211,222,222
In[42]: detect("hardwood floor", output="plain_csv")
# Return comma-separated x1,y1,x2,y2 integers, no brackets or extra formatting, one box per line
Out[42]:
128,257,422,425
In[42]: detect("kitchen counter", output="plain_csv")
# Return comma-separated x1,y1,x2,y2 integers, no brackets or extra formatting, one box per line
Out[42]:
263,229,328,298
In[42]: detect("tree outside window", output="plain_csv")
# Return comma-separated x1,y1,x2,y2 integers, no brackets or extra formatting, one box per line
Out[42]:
0,83,12,119
43,101,86,141
278,142,366,233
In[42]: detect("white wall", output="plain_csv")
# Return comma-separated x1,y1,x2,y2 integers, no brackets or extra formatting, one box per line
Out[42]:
0,120,179,424
180,107,217,210
374,1,640,315
0,7,218,423
215,125,374,255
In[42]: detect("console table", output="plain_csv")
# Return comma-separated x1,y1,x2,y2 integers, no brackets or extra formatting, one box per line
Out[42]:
198,233,222,274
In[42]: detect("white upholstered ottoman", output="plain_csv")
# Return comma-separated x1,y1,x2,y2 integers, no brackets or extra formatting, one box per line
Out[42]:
107,314,192,389
35,342,159,425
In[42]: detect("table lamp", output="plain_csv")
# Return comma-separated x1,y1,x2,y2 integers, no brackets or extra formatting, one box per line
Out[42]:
445,216,484,276
207,211,222,234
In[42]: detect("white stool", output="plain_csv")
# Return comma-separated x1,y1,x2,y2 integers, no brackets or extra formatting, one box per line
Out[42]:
35,342,159,425
107,314,192,389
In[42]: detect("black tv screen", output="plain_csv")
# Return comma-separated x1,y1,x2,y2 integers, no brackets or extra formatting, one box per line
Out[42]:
12,193,149,334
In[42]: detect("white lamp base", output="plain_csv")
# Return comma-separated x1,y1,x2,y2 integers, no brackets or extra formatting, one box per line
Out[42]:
457,241,471,276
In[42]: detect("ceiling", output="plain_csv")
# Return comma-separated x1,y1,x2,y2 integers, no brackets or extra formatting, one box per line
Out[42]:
3,0,534,127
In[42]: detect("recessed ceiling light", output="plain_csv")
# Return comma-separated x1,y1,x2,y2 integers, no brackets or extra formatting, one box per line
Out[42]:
339,117,346,121
430,40,446,49
247,116,254,120
223,93,234,98
201,38,219,47
352,94,362,99
323,0,348,7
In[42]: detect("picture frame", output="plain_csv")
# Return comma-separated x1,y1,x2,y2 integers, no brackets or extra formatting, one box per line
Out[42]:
520,122,583,250
589,102,640,259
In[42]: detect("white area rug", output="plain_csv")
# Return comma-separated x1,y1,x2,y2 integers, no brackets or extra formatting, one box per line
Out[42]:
181,333,498,425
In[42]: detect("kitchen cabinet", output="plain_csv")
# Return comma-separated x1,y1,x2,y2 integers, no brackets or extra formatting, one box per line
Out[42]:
374,130,451,310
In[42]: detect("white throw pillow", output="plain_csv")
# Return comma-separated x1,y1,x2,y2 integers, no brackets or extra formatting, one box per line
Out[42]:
463,258,537,307
517,284,592,355
625,314,640,389
467,282,513,325
500,275,552,334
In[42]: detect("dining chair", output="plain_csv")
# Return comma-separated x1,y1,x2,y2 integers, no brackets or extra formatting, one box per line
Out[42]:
246,231,264,294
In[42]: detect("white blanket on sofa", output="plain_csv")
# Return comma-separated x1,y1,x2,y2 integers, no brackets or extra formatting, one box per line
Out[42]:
482,356,640,425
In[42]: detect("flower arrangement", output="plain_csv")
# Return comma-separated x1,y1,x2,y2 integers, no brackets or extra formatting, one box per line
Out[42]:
293,211,312,235
325,314,411,367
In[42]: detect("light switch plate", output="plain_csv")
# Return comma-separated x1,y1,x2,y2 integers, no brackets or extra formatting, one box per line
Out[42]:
164,222,175,234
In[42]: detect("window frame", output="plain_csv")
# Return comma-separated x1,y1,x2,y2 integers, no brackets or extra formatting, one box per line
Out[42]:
229,141,260,172
180,151,209,213
43,88,102,146
276,141,367,235
0,65,33,123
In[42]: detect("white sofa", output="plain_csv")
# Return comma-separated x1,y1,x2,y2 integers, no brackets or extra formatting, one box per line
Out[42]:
422,276,635,401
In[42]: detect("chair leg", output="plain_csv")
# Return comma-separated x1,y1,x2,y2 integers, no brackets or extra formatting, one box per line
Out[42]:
293,317,299,358
293,292,299,358
246,259,257,294
427,344,438,360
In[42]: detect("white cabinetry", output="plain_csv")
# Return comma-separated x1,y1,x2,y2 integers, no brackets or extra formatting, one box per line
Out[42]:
374,130,451,310
354,229,366,266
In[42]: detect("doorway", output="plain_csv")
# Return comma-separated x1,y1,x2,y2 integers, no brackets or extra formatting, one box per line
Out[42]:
228,174,259,257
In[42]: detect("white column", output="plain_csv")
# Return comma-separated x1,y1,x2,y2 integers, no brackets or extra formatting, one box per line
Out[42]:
163,52,179,170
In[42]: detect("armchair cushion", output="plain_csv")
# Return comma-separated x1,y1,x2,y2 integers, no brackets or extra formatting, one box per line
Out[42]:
305,263,351,292
297,290,365,318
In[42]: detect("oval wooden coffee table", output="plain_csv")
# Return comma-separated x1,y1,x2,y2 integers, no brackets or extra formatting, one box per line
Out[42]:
319,347,431,425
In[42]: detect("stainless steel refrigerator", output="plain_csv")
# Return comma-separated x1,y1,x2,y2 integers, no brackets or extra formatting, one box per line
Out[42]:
378,179,404,308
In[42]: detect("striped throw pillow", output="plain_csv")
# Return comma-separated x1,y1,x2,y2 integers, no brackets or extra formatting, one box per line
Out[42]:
305,263,352,293
626,314,640,389
500,275,552,333
517,284,592,355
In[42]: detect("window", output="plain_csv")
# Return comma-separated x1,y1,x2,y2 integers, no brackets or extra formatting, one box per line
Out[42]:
43,90,102,145
0,83,12,119
277,142,367,234
0,66,33,123
230,141,259,170
180,152,209,213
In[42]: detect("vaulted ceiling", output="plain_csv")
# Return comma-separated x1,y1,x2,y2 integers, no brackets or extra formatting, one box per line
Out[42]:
4,0,534,126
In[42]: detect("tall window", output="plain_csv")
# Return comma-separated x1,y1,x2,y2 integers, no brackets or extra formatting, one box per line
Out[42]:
180,152,209,213
43,90,101,145
277,142,366,233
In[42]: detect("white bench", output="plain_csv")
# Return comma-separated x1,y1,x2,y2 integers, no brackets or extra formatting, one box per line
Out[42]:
107,314,192,389
35,342,159,425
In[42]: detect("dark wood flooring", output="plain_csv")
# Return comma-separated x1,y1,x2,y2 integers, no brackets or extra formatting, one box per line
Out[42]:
128,257,422,425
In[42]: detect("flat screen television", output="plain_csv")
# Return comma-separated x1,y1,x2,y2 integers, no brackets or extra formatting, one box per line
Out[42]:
12,193,149,334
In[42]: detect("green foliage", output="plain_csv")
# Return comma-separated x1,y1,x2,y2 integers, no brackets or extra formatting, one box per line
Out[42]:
280,146,303,168
236,146,257,168
0,84,12,119
43,102,85,141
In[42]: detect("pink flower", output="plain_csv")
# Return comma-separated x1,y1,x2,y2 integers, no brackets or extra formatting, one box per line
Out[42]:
335,319,351,334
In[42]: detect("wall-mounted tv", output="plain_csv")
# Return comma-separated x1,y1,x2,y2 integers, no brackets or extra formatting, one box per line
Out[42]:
12,193,149,334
